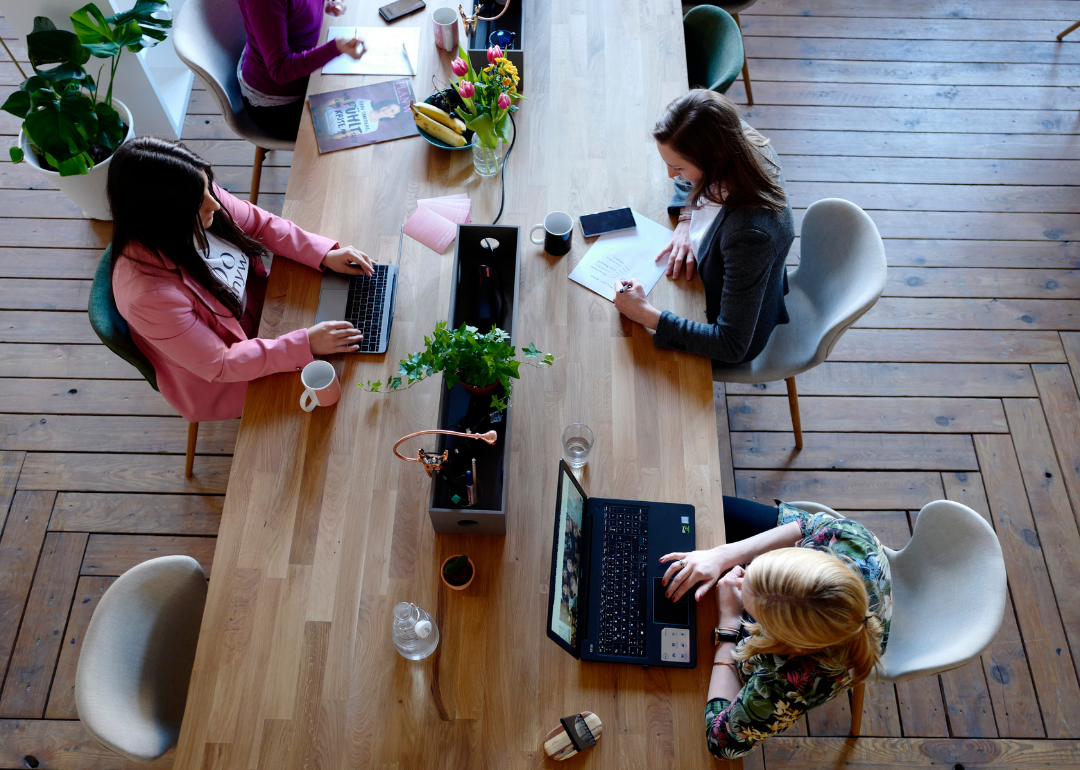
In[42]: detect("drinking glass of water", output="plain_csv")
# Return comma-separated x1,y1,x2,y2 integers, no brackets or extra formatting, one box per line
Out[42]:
562,423,594,468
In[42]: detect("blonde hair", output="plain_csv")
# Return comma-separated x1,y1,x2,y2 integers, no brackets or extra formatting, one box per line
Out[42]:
732,548,883,683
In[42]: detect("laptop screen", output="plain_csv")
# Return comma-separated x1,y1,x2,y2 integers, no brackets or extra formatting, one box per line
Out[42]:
550,464,585,649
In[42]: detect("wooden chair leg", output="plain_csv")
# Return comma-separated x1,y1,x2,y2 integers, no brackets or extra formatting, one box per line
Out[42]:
250,146,266,207
185,422,199,478
785,376,803,450
1058,20,1080,40
733,13,754,105
849,681,865,736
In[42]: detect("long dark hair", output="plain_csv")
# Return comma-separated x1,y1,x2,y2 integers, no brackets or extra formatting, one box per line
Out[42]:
652,90,786,213
107,137,267,320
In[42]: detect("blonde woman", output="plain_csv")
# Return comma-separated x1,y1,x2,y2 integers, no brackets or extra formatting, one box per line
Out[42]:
660,501,891,759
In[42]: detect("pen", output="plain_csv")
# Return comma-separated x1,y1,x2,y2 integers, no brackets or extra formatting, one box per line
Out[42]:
465,470,475,505
402,43,414,76
471,457,478,499
618,281,632,293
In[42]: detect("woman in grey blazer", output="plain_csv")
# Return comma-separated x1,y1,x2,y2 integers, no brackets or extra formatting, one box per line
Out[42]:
614,90,795,364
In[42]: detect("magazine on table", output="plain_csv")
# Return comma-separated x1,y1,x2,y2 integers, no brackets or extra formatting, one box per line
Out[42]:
309,78,418,154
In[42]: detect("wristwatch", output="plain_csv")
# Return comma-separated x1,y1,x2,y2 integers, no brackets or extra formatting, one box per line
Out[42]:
677,213,692,222
713,628,740,646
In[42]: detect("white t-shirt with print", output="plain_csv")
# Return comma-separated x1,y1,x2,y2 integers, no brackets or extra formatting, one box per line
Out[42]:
199,232,250,311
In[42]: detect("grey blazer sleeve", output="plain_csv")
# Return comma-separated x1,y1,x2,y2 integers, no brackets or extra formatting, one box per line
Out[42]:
653,227,777,363
667,178,694,216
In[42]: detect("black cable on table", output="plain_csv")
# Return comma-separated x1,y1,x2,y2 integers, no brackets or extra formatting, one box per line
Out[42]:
491,112,517,225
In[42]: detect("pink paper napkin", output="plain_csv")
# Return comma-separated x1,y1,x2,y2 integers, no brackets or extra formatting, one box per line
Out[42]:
419,199,471,224
404,205,458,253
404,194,472,251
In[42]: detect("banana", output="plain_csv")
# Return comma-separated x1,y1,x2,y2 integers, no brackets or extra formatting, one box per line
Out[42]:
413,101,466,134
412,107,467,147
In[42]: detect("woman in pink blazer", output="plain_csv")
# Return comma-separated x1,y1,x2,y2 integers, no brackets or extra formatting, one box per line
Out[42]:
108,137,368,422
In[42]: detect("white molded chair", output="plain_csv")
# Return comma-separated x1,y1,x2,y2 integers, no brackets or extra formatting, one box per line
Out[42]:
714,199,888,449
788,499,1008,736
75,556,208,762
173,0,295,205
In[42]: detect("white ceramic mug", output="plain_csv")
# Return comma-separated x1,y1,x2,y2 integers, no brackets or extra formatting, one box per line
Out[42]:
432,7,459,52
300,360,341,412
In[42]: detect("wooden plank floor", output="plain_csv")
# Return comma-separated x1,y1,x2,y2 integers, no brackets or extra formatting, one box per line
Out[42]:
2,1,1080,767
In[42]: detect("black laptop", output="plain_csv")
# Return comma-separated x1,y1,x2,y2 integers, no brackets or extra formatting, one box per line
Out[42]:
547,460,697,667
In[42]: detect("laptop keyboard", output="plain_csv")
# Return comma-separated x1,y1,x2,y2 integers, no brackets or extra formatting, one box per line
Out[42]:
344,264,389,353
598,504,649,657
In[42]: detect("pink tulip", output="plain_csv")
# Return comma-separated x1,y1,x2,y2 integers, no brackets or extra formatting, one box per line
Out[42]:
451,57,469,77
497,93,511,110
487,45,502,64
457,80,475,98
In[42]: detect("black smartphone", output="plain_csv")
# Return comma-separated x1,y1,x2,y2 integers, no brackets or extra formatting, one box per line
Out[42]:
580,207,636,238
379,0,425,22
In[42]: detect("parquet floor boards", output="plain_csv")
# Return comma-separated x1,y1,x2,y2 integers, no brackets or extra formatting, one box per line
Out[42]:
2,0,1080,767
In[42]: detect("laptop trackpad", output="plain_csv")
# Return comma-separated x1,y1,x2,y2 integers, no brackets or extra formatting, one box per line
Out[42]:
652,577,690,626
316,289,349,324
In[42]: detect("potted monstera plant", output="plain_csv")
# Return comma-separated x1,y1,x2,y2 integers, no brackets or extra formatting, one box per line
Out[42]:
1,1,171,219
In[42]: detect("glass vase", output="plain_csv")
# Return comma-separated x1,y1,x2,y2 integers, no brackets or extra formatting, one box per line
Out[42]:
472,140,503,177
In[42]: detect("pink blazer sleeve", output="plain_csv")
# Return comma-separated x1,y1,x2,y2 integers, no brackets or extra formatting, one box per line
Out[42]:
214,184,338,269
125,286,313,383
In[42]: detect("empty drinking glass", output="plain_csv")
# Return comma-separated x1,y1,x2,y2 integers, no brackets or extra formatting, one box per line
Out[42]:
562,423,594,468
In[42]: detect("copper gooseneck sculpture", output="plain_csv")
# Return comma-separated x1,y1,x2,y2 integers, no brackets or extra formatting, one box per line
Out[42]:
458,0,512,37
393,429,498,477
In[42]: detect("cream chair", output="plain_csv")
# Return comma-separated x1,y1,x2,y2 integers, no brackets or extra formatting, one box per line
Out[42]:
788,499,1008,736
173,0,294,205
713,199,888,449
75,556,208,762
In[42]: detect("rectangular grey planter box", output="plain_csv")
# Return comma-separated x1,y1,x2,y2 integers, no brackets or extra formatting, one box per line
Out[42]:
428,224,521,535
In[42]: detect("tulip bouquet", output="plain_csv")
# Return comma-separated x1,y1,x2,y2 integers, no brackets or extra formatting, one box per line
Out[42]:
449,45,521,151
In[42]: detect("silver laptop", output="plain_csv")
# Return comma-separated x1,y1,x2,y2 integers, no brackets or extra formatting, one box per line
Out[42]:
313,229,401,354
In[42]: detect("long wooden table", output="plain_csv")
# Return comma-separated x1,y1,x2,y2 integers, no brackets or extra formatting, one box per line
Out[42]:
173,2,727,767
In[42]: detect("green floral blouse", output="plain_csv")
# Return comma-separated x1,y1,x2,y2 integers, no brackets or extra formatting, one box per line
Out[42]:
704,502,892,759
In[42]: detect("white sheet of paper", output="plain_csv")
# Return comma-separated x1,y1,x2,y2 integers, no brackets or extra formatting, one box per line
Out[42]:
568,210,672,302
322,27,421,75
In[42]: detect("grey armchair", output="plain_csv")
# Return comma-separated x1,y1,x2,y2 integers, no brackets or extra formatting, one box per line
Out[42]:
713,199,888,449
173,0,295,205
788,500,1007,737
75,555,208,762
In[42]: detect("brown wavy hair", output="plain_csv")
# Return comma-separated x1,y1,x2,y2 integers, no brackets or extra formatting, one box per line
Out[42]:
652,89,786,213
108,136,267,320
733,548,884,683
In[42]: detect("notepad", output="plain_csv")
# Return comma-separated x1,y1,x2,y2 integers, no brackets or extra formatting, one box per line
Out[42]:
404,195,473,253
568,211,672,301
322,27,421,76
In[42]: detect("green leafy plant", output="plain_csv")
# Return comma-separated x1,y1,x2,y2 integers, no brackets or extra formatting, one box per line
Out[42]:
442,555,473,586
1,1,171,176
360,321,556,413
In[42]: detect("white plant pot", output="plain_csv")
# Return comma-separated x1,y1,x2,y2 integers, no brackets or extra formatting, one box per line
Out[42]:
19,99,134,221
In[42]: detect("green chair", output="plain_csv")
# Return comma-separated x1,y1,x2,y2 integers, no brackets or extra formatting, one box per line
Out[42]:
89,247,200,477
684,5,747,98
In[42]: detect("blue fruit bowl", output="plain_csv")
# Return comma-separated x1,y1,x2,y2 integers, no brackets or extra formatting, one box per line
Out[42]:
416,94,473,151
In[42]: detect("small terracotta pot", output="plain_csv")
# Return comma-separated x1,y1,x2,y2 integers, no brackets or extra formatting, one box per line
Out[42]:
461,380,498,397
441,554,475,591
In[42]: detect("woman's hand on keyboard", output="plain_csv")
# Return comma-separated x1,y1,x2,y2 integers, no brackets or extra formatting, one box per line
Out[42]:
308,320,363,354
660,547,736,602
323,246,375,276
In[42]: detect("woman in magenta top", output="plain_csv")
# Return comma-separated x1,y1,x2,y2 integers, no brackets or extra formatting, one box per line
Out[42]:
236,0,363,140
108,137,373,422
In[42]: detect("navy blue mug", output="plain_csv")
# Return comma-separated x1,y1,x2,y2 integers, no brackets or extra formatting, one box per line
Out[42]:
531,212,573,257
488,29,516,50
